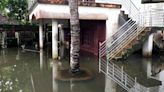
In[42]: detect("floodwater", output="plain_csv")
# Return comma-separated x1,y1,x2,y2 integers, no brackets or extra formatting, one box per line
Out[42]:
0,48,164,92
115,52,164,92
0,48,107,92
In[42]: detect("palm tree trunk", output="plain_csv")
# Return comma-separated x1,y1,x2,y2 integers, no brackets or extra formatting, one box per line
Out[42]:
69,0,80,74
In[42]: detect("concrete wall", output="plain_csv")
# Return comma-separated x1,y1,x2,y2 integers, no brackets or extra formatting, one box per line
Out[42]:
29,4,120,40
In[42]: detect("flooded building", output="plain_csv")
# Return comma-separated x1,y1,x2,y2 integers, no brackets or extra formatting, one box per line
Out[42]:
0,14,38,48
28,0,122,56
0,0,160,92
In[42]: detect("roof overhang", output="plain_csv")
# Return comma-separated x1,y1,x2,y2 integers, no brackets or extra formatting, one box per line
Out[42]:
29,4,108,20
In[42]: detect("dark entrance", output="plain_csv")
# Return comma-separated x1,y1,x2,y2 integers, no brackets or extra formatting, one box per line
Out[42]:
80,20,106,56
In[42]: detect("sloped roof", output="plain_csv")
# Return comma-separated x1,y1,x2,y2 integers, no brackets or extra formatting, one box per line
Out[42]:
0,14,19,25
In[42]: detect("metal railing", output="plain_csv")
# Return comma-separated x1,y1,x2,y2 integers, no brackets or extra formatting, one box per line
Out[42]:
141,10,164,27
96,0,139,21
99,57,148,92
99,9,164,92
99,12,146,60
97,0,161,92
99,1,164,92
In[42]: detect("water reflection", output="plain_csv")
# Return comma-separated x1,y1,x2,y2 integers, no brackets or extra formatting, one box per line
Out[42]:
40,49,43,70
0,48,108,92
142,58,154,78
16,49,20,61
105,76,116,92
1,49,7,63
142,57,163,79
52,60,59,92
115,53,164,92
3,48,164,92
59,45,65,60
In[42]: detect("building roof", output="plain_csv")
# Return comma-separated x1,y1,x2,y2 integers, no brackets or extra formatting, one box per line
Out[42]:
0,14,19,25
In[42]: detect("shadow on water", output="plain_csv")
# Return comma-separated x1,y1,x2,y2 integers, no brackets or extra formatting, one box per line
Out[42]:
114,51,164,92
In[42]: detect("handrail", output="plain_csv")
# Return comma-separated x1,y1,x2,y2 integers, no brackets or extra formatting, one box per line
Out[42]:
140,10,164,27
98,0,150,92
99,57,148,92
99,10,164,92
128,0,139,11
97,0,164,92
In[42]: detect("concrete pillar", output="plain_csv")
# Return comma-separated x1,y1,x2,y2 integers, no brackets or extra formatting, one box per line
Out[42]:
58,24,65,45
39,23,44,49
1,31,7,48
142,33,154,57
52,20,58,59
106,12,119,47
15,32,19,46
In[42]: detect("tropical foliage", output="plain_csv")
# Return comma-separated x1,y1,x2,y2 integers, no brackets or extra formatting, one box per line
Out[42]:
0,0,29,24
0,0,8,15
7,0,28,24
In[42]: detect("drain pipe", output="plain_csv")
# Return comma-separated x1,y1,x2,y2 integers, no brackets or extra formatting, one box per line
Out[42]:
142,33,154,57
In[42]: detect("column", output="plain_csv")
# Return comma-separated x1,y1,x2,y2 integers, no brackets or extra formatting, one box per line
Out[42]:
1,31,7,48
39,22,44,49
15,32,19,46
142,33,154,57
52,20,58,59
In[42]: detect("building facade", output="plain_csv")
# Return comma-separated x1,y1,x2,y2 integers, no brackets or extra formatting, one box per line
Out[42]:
28,0,121,56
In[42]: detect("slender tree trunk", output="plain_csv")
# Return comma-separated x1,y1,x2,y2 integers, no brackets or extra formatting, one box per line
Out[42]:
69,0,80,74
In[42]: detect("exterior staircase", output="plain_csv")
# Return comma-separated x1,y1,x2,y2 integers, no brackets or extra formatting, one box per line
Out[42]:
98,0,164,92
112,27,151,60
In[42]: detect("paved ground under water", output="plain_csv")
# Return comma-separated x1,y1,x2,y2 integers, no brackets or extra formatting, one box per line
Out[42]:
0,48,164,92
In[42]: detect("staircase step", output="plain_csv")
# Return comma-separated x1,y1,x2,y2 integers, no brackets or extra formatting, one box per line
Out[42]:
113,56,122,60
119,10,129,21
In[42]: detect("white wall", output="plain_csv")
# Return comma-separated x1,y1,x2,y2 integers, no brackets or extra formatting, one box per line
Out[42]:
29,4,121,40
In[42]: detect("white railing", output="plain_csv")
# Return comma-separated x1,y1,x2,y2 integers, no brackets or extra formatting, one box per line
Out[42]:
141,10,164,27
98,0,164,92
99,57,148,92
99,3,164,92
99,9,164,92
99,12,146,60
96,0,139,21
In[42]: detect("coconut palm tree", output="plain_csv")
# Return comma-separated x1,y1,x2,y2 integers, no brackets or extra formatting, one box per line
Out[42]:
69,0,80,74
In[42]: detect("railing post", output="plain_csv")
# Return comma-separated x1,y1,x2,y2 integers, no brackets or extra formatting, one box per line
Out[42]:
134,77,137,92
125,74,127,86
112,63,114,77
107,61,109,75
135,77,137,84
129,0,131,16
99,42,101,73
121,66,124,82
